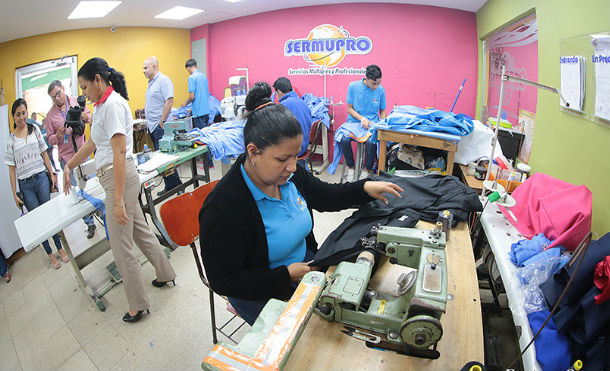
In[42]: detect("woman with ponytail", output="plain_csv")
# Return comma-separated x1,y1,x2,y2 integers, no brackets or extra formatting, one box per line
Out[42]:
198,81,403,324
5,98,65,269
64,57,176,323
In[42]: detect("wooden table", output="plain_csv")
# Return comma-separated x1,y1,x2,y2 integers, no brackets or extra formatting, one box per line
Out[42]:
458,164,484,194
377,128,459,176
285,221,484,370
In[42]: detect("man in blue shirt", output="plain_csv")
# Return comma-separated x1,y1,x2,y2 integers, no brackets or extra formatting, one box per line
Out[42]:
143,56,182,196
340,64,387,181
181,59,210,129
181,58,213,167
273,77,312,161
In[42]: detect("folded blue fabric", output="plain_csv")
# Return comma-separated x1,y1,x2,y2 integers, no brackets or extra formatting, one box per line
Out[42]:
528,310,571,371
509,233,552,266
384,105,474,136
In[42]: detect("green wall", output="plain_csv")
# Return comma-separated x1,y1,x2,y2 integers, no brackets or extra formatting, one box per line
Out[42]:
476,0,610,236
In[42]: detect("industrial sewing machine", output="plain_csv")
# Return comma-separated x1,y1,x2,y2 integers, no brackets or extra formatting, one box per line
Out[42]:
220,95,246,120
158,118,198,153
314,224,448,359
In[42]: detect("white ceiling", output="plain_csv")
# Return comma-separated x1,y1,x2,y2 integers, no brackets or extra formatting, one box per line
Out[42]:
0,0,487,44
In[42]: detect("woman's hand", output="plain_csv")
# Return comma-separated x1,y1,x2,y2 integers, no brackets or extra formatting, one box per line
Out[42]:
63,170,72,195
287,261,318,283
363,181,404,205
114,200,130,226
13,194,23,209
50,173,57,192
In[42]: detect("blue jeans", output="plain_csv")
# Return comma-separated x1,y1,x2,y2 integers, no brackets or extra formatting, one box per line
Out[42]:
150,125,183,191
338,137,377,171
18,171,63,255
60,159,94,227
192,115,213,167
228,249,315,325
0,252,7,277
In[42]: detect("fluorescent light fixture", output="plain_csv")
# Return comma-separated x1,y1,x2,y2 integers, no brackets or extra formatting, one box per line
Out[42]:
155,6,204,20
68,1,121,19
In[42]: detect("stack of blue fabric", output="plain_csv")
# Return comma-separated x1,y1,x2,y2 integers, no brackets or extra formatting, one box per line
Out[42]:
187,119,245,164
301,93,330,129
380,105,474,136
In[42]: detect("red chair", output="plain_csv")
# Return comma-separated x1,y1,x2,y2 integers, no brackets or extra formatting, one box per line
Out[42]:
297,119,323,172
159,180,245,344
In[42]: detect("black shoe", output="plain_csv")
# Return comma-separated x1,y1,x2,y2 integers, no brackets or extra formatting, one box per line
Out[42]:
157,188,170,197
152,278,176,287
122,309,149,323
86,224,96,239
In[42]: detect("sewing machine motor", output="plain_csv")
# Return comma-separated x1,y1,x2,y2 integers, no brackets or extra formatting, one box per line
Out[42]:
314,225,448,359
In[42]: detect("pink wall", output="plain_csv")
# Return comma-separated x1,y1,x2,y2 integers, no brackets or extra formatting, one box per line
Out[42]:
487,41,539,125
191,3,478,127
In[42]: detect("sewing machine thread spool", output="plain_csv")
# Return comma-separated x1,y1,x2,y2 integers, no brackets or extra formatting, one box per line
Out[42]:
437,210,453,240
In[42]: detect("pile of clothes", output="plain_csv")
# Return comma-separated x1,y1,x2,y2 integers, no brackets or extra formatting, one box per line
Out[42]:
312,173,482,267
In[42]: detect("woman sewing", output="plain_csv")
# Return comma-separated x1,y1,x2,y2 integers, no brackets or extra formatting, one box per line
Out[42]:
199,81,403,325
64,57,176,323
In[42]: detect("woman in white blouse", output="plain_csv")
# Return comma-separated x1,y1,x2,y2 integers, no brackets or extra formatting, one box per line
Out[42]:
64,58,176,323
5,98,67,269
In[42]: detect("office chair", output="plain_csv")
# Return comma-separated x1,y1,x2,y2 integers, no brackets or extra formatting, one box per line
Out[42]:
297,119,323,173
159,180,245,344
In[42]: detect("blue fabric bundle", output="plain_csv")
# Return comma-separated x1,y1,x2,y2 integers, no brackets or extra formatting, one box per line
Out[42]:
301,93,330,129
527,310,572,371
509,233,552,266
208,95,221,124
383,105,474,136
187,119,245,163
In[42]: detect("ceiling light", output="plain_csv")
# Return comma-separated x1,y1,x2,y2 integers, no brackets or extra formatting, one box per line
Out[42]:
155,6,204,20
68,1,122,19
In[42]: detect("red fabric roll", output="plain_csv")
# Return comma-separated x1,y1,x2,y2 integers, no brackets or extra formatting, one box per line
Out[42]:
594,256,610,305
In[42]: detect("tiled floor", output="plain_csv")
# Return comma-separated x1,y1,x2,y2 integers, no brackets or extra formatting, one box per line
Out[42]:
0,160,352,371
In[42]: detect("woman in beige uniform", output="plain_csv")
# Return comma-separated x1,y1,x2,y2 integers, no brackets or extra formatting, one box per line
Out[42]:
64,57,176,323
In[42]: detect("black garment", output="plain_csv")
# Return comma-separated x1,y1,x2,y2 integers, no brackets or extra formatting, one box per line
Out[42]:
198,154,373,302
540,233,610,370
541,233,610,307
313,173,482,268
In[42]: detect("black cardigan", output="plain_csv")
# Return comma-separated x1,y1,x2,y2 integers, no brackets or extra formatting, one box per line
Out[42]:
198,154,373,301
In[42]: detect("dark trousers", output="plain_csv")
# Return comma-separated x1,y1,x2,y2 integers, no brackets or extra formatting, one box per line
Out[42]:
150,125,183,190
228,249,315,325
18,171,63,255
192,115,213,167
338,137,377,171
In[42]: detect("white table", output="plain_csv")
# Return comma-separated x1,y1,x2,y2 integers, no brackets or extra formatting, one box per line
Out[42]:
14,161,159,311
479,203,541,371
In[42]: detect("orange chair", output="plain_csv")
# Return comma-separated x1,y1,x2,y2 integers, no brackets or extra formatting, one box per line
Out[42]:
159,180,245,344
297,119,323,172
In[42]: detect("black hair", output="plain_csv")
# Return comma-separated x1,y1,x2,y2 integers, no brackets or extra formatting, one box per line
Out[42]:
243,81,302,152
185,58,197,68
272,77,293,93
47,80,63,95
78,57,129,100
366,64,382,80
11,98,34,134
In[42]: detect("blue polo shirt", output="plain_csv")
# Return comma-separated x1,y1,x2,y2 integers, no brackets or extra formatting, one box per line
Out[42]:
346,79,387,123
279,91,312,156
240,164,312,269
188,70,210,118
145,72,174,132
